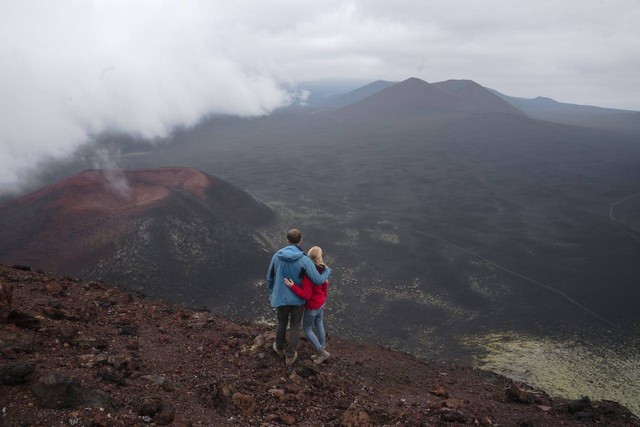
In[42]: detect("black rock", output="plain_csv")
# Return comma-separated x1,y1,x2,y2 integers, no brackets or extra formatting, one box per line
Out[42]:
439,408,468,423
7,310,41,330
119,325,138,336
136,397,164,416
568,396,592,414
31,373,112,409
98,368,127,386
0,362,35,385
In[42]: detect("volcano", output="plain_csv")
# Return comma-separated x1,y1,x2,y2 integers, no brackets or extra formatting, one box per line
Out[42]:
0,167,275,311
336,77,523,120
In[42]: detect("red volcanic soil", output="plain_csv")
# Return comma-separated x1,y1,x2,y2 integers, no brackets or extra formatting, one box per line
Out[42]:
7,167,214,214
0,167,273,280
1,265,638,426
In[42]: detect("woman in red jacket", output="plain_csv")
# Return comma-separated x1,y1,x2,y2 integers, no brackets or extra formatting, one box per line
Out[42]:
284,246,330,364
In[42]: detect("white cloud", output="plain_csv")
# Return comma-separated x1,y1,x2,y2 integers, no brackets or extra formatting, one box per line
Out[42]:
1,0,639,191
0,0,291,191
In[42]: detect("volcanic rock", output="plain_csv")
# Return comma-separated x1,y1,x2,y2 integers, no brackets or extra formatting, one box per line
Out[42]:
340,409,371,426
0,362,35,385
0,282,12,322
31,373,112,409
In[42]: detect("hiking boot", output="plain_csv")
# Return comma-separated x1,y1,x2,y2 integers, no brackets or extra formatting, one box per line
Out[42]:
285,351,298,366
272,342,284,358
313,349,331,365
311,345,328,359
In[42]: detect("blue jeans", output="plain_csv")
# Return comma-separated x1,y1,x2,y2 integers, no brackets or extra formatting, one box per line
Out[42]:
302,307,325,351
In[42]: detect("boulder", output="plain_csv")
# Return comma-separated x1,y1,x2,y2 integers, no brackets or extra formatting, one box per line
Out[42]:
0,362,35,385
0,283,13,323
31,373,112,409
136,397,163,417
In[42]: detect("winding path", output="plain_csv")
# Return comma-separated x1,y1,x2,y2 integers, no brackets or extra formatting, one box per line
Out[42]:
608,193,640,243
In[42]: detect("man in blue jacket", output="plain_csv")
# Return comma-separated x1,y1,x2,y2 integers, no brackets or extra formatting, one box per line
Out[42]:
266,229,331,366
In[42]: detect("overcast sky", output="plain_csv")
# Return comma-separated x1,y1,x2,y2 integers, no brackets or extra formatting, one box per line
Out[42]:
1,0,639,191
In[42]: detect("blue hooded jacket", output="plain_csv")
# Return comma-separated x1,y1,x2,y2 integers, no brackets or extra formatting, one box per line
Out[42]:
266,245,332,307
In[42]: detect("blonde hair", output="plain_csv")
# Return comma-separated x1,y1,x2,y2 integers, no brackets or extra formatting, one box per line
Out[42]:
308,246,326,267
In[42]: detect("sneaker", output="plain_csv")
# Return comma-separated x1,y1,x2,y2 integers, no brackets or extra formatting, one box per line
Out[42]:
313,349,331,365
272,342,284,358
285,351,298,366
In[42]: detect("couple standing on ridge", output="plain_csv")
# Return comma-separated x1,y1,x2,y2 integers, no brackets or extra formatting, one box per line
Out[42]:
266,229,332,366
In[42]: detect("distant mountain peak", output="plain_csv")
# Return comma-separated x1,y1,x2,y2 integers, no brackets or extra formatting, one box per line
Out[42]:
336,77,523,119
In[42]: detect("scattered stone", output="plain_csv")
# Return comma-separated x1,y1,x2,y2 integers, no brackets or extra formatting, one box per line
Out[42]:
505,383,535,404
268,388,285,399
250,334,265,352
78,354,108,368
231,392,255,414
42,306,76,321
107,355,135,373
125,339,139,350
443,398,465,409
430,385,449,398
439,408,468,423
118,325,138,336
0,283,14,323
296,363,319,378
141,374,165,387
78,337,108,350
340,409,370,427
136,397,163,417
57,326,79,346
279,413,296,425
0,362,35,385
98,367,127,386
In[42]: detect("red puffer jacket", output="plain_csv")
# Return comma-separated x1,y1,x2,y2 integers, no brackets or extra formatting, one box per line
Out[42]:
288,264,328,310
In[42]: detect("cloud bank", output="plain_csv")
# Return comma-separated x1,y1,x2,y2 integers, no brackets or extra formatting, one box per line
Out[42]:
0,1,291,192
1,0,639,191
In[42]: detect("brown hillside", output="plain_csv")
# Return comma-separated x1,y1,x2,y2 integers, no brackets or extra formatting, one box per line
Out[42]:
1,265,637,426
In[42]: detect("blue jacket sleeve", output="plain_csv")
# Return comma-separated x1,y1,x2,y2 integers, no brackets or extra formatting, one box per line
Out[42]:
266,254,277,291
302,257,331,285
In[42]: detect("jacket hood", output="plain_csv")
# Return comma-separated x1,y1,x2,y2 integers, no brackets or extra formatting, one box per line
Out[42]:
276,245,304,262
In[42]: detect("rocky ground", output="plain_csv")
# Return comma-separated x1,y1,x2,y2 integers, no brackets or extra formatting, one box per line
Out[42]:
0,264,638,426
